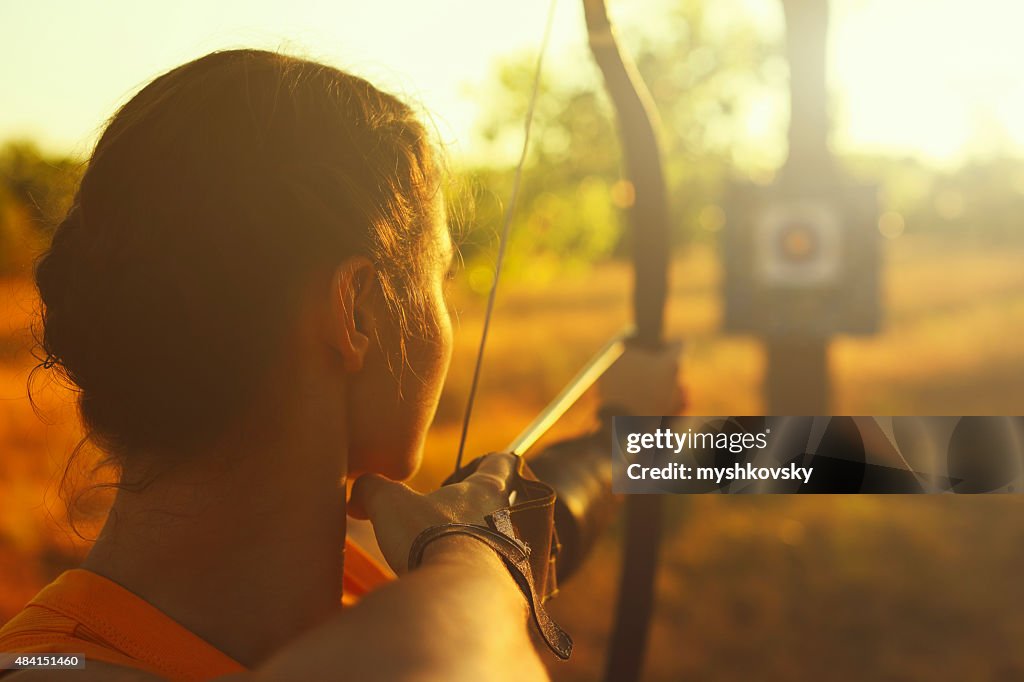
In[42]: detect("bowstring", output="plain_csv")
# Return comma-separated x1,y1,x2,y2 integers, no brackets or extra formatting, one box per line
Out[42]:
454,0,559,473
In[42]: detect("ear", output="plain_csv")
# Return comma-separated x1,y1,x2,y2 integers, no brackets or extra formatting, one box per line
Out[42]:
325,257,377,372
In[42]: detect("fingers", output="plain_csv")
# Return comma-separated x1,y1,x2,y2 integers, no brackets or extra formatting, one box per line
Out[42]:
599,338,685,416
472,452,517,478
465,452,518,495
349,474,408,521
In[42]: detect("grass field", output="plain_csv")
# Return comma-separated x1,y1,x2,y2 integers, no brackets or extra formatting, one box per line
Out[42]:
2,233,1024,680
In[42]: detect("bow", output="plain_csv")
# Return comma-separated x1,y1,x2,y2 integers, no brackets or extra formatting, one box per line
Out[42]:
582,3,670,681
582,0,671,349
455,1,673,679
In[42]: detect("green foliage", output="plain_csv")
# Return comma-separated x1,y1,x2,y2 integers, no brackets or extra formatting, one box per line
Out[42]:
0,142,81,276
4,0,1024,279
847,153,1024,240
458,0,786,279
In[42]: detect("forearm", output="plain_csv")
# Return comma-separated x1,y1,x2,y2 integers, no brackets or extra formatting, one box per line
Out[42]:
251,536,547,682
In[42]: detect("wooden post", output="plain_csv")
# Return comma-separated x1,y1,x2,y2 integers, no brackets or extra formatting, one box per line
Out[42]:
766,338,830,414
766,0,834,415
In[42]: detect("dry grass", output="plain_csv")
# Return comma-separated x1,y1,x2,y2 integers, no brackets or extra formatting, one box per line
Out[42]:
2,234,1024,680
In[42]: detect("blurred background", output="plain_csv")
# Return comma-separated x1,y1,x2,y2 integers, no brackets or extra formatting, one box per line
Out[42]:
3,0,1024,679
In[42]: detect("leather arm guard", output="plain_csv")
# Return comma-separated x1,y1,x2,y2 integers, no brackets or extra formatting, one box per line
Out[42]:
407,455,573,660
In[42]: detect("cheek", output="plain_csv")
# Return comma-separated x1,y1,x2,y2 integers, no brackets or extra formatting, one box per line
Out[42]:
347,308,452,479
401,305,453,434
409,286,455,404
432,304,454,384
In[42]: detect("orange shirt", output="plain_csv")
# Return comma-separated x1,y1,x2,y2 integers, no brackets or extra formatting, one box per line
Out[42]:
0,540,392,681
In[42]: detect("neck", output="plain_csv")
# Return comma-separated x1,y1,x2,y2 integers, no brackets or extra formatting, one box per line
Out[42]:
83,396,349,667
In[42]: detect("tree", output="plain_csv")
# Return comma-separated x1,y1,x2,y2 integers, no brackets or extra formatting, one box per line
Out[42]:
456,0,785,279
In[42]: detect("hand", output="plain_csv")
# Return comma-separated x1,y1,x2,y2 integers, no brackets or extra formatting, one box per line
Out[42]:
348,452,517,574
598,339,685,416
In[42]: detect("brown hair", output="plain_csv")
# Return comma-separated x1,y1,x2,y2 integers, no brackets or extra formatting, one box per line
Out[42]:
34,49,441,462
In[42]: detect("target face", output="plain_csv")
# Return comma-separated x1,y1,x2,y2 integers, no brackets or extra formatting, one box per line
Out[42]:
755,202,841,286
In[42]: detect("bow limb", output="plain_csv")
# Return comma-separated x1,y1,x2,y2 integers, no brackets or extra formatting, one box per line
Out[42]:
583,2,671,681
583,0,671,347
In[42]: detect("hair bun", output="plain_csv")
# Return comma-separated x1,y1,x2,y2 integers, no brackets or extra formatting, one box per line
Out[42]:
35,205,89,375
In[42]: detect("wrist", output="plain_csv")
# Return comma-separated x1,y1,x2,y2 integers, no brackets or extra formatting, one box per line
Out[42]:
410,518,574,661
420,533,507,571
417,532,525,609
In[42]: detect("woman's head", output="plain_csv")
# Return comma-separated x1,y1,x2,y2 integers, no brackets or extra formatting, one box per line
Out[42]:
35,49,453,481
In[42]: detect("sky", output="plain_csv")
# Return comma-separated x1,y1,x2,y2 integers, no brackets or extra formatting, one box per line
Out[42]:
2,0,1023,167
830,0,1024,163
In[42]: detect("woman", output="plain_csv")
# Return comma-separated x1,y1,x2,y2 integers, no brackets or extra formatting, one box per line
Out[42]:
0,49,548,680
